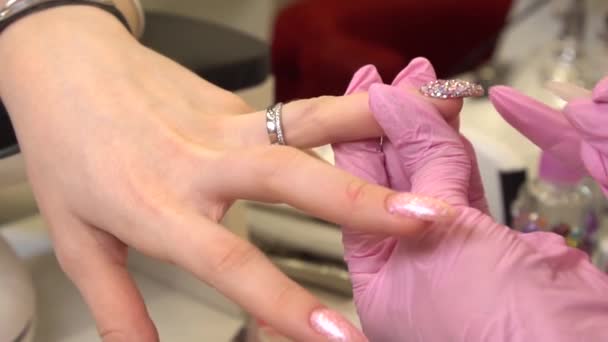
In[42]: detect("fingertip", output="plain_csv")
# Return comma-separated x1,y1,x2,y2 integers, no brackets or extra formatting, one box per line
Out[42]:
488,85,519,104
369,84,454,146
563,98,608,132
410,56,433,66
368,83,395,111
592,77,608,103
101,325,159,342
392,57,437,87
489,85,587,170
387,85,462,123
346,65,383,94
489,85,553,121
368,83,410,122
368,82,391,96
383,211,441,237
368,211,431,236
488,85,513,95
369,83,438,120
425,95,463,123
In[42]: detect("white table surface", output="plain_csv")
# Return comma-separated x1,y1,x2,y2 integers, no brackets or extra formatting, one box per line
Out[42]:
2,216,244,342
2,214,360,342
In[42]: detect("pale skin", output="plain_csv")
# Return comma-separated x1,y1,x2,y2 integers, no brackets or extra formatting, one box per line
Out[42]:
0,5,461,341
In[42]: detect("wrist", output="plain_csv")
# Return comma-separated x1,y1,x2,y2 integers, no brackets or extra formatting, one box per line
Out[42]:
0,5,140,122
113,0,144,37
0,4,136,72
0,4,133,53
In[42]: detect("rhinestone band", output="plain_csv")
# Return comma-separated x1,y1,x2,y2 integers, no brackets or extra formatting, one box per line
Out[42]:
420,79,485,99
266,103,286,145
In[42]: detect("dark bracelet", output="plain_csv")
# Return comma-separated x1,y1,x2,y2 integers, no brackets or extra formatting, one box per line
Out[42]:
0,0,130,35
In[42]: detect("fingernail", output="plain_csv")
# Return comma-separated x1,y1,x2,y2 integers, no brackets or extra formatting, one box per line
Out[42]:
420,79,485,99
386,193,456,221
545,81,592,102
310,308,368,342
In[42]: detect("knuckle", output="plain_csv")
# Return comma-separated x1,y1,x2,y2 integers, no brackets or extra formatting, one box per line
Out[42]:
100,329,131,342
100,327,158,342
269,281,302,312
272,146,306,166
260,147,307,190
306,96,337,138
55,249,81,277
342,179,374,228
294,95,333,115
209,239,259,276
53,237,89,278
289,95,336,135
345,178,372,208
100,329,126,342
309,95,334,113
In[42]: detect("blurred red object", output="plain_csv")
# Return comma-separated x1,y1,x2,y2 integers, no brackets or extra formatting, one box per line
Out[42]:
271,0,513,102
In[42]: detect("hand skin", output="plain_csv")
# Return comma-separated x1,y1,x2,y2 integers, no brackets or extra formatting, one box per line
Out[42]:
0,6,461,342
0,0,144,36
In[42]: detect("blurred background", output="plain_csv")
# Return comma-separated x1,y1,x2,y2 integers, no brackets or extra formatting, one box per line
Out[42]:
1,0,608,341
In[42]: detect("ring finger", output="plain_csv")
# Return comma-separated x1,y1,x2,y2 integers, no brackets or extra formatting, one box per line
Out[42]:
232,90,463,149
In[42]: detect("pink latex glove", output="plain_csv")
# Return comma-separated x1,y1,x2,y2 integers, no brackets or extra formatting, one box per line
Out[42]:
490,79,608,195
333,59,608,341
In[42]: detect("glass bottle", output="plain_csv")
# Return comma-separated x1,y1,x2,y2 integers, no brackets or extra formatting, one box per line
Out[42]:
511,153,598,255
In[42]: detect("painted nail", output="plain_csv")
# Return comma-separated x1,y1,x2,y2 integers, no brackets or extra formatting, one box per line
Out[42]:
545,81,592,102
420,79,485,99
310,308,368,342
386,193,456,221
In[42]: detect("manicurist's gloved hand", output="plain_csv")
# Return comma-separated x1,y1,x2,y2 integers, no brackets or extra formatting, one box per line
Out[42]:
490,78,608,195
334,59,608,341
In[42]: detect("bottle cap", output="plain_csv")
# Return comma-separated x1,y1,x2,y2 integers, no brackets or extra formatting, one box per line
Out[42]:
539,152,586,185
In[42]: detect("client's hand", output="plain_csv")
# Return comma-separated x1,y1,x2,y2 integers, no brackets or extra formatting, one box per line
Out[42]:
490,78,608,195
334,60,608,341
0,6,435,341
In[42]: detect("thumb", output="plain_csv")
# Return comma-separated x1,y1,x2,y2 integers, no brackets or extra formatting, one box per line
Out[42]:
489,85,586,172
333,65,393,276
593,76,608,103
563,99,608,192
52,221,158,342
369,83,470,207
392,57,463,128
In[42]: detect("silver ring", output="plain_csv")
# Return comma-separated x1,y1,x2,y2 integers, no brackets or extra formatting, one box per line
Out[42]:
266,102,286,145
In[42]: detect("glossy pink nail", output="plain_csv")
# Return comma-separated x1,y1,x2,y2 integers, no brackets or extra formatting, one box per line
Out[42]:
310,308,368,342
386,193,456,221
420,79,484,99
